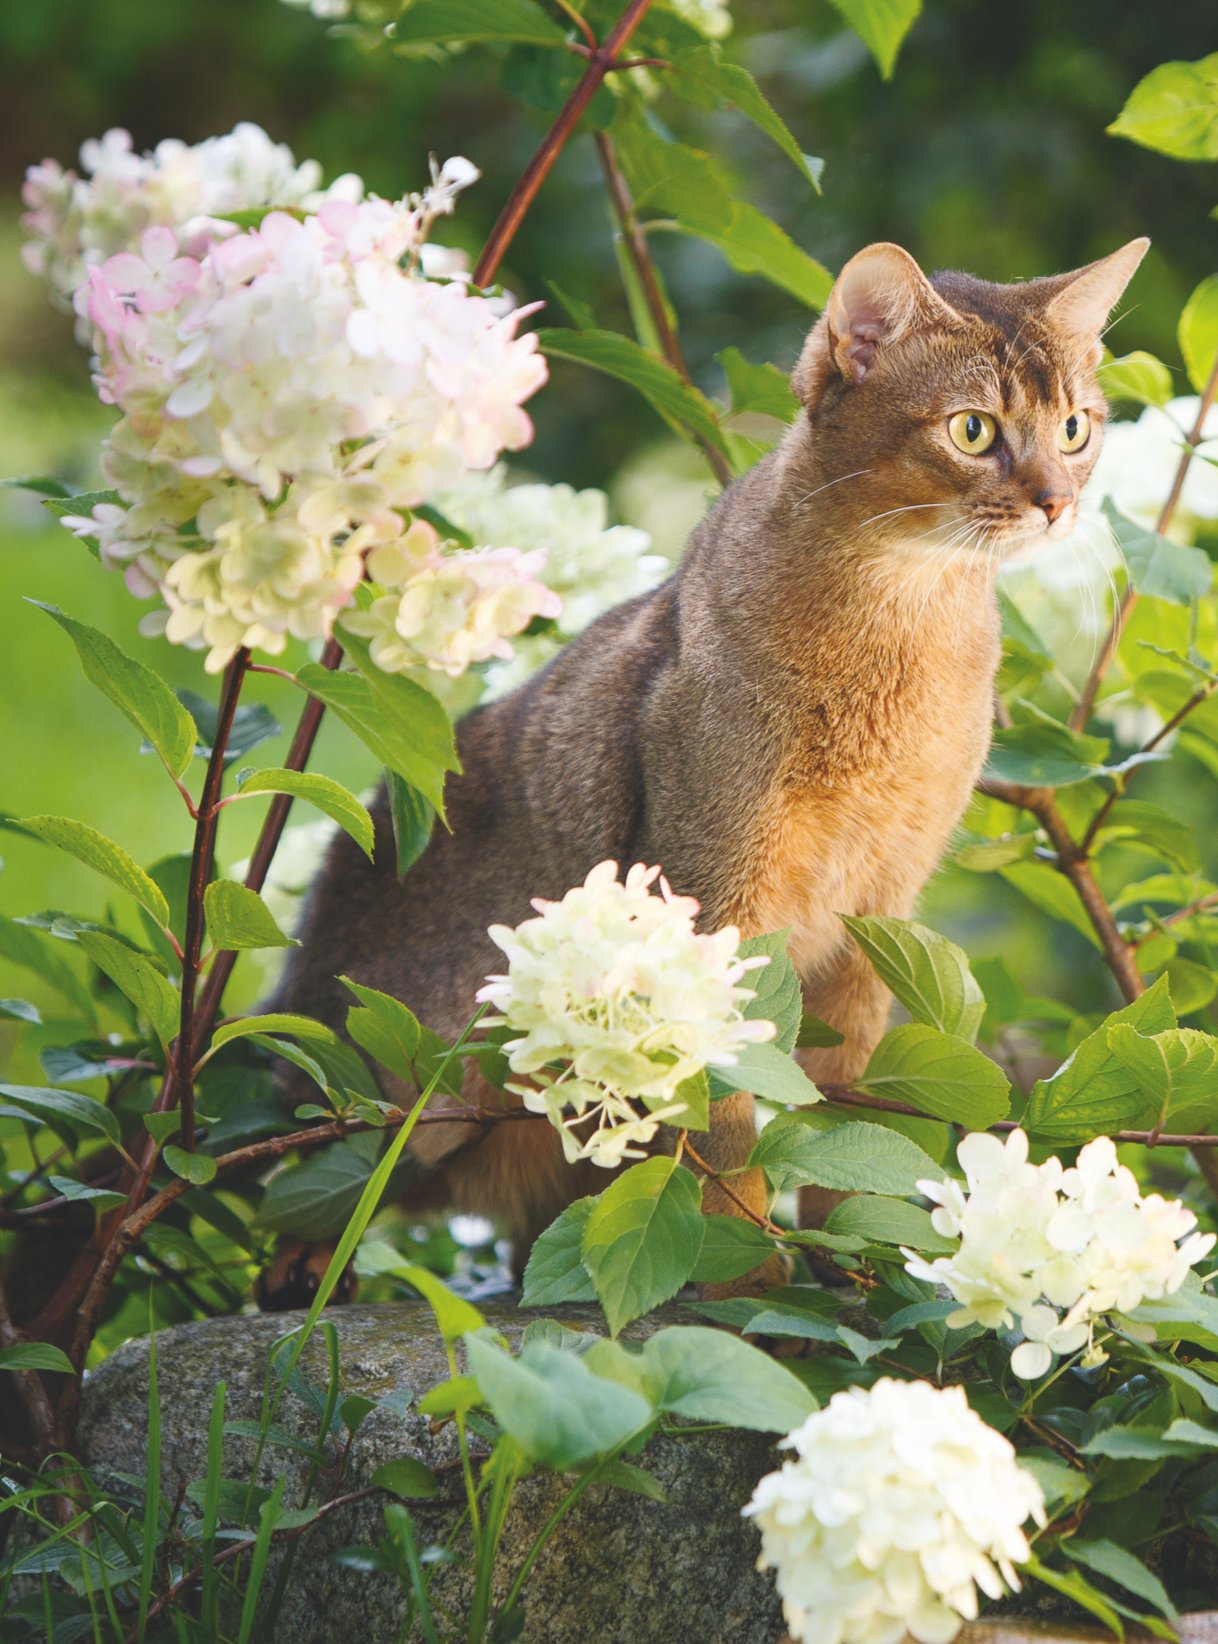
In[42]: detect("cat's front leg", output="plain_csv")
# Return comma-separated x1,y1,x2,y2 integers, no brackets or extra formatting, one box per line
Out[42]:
685,1089,791,1298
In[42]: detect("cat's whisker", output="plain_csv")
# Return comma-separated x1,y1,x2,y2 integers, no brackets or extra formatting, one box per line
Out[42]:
850,501,959,535
792,468,875,510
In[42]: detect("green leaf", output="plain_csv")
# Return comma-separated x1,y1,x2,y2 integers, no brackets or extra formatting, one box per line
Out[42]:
1092,800,1199,873
614,124,832,311
390,0,566,46
31,602,196,779
717,348,799,423
825,1193,955,1253
824,0,921,78
1024,977,1176,1142
1180,273,1218,395
521,1197,598,1306
0,998,40,1024
257,1133,384,1238
162,1145,218,1185
465,1335,653,1469
986,715,1109,788
856,1024,1011,1127
1108,53,1218,160
180,692,280,766
340,977,421,1081
581,1157,704,1335
0,1343,74,1374
1080,1425,1201,1461
669,46,822,190
210,1013,339,1052
537,327,728,453
999,860,1104,948
690,1214,782,1283
235,769,374,860
203,880,297,951
1106,1024,1218,1131
749,1117,940,1195
842,915,984,1041
0,915,95,1021
796,1012,845,1049
1063,1539,1179,1624
386,773,435,876
75,930,180,1050
638,1326,815,1432
737,930,803,1052
709,1040,822,1106
371,1458,438,1500
1104,500,1212,606
1097,351,1174,408
0,1082,120,1146
387,1261,487,1343
20,815,170,927
302,638,459,816
1,475,72,497
1024,1553,1125,1638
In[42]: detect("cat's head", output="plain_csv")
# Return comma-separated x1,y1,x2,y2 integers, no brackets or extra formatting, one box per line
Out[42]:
791,238,1148,562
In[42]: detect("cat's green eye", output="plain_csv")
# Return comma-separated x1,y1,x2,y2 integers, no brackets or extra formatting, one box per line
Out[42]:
947,410,997,455
1059,410,1091,453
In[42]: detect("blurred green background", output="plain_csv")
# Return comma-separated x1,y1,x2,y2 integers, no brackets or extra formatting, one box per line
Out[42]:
1,0,1215,1049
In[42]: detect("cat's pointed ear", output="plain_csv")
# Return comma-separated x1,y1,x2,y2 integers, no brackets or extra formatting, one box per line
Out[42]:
793,243,962,407
1043,238,1150,343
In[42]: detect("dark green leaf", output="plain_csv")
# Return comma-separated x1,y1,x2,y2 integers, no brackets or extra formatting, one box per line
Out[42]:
749,1117,940,1195
718,348,799,422
638,1326,816,1431
391,0,567,47
1024,1553,1125,1637
796,1012,845,1048
689,1214,782,1282
669,45,823,189
856,1024,1011,1127
236,769,374,860
0,1081,124,1149
1063,1539,1179,1623
371,1458,438,1500
737,930,803,1052
0,1343,74,1374
842,915,984,1041
257,1134,382,1238
581,1157,704,1335
386,773,435,876
521,1197,598,1306
203,880,297,951
180,692,280,765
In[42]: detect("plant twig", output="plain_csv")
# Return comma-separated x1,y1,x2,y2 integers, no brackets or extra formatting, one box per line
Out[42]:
594,130,732,487
472,0,656,287
1070,352,1218,732
681,1136,783,1233
819,1087,1218,1148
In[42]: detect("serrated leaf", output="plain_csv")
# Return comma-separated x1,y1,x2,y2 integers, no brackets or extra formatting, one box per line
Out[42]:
638,1326,815,1431
736,930,802,1051
0,1082,121,1146
32,602,196,778
824,0,921,78
825,1193,955,1252
204,880,297,951
301,642,458,816
236,769,374,860
1180,272,1218,396
1024,977,1175,1142
0,1343,75,1374
709,1040,822,1106
669,45,822,189
391,0,566,46
75,930,180,1050
371,1458,438,1500
386,772,435,875
465,1335,653,1469
986,715,1109,788
210,1013,338,1052
842,915,984,1041
1106,1024,1218,1131
1104,499,1212,606
718,347,799,423
162,1145,218,1185
537,327,729,452
257,1133,382,1239
1097,351,1174,408
521,1197,598,1306
1108,53,1218,161
856,1024,1010,1127
340,977,421,1081
581,1157,704,1336
749,1117,940,1195
689,1214,781,1283
20,815,170,927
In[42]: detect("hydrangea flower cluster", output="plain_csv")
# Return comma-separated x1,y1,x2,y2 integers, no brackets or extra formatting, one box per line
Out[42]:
56,167,554,672
745,1378,1046,1644
22,123,362,324
904,1129,1216,1379
434,466,666,690
476,860,775,1168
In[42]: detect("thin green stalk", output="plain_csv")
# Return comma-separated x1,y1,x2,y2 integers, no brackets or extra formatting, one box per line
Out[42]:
261,1322,342,1629
235,1476,286,1644
386,1505,442,1644
468,1441,522,1642
448,1338,483,1559
199,1381,226,1637
135,1312,161,1642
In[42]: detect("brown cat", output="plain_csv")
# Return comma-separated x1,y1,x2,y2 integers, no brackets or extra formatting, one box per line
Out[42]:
274,238,1148,1278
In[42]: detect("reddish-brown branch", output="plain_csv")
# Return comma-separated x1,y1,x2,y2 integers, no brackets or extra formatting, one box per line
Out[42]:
681,1137,783,1233
1071,352,1218,732
472,0,655,288
1080,679,1218,852
594,131,732,488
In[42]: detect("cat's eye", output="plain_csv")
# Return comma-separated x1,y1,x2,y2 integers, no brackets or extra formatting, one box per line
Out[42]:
1058,410,1091,453
947,410,997,455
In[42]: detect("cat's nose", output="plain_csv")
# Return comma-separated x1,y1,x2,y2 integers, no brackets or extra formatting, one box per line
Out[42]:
1033,490,1071,525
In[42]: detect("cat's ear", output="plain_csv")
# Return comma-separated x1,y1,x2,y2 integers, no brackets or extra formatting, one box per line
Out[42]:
1043,238,1150,348
793,242,962,407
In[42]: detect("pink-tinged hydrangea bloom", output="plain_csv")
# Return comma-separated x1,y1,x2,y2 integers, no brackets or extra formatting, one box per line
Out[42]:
476,861,780,1168
903,1129,1216,1379
746,1379,1046,1644
52,148,551,673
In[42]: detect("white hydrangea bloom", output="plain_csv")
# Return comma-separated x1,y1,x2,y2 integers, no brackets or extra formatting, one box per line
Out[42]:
476,860,777,1168
21,123,361,323
57,165,552,673
1087,396,1218,533
904,1130,1216,1379
670,0,733,38
434,466,666,691
745,1378,1046,1644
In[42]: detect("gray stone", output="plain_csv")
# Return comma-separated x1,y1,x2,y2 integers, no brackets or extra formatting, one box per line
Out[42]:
77,1300,785,1643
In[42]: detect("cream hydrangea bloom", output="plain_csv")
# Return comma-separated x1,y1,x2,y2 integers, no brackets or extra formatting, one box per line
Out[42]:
904,1130,1216,1379
476,860,776,1168
746,1378,1046,1644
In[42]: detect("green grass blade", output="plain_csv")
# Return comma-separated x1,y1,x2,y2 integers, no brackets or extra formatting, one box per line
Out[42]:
200,1380,227,1637
136,1311,161,1641
236,1476,285,1644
